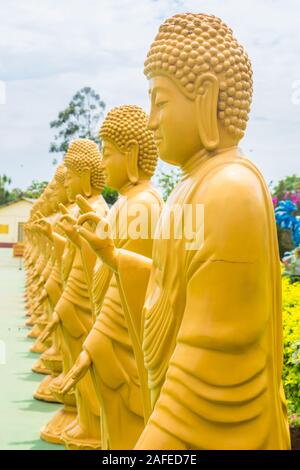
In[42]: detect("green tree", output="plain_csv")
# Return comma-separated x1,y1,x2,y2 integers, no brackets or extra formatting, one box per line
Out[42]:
0,174,12,205
157,167,182,201
9,187,23,202
49,87,106,164
272,175,300,199
102,186,118,206
24,180,48,199
49,86,117,205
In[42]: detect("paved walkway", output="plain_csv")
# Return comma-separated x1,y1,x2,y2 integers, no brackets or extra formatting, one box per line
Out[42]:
0,248,62,450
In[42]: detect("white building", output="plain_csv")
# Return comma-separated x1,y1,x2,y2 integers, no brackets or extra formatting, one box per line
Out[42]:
0,198,34,247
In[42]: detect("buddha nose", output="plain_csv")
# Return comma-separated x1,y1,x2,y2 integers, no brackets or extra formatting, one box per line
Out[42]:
147,109,158,131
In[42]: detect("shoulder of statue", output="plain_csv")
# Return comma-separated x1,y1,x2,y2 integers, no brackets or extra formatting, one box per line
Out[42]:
129,184,164,210
196,157,265,205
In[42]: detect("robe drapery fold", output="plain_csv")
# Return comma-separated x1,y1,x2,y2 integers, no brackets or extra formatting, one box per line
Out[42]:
83,182,163,449
115,148,290,449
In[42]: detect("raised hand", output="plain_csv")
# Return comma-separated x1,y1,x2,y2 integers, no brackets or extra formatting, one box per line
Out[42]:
77,211,101,232
39,311,60,343
59,203,69,215
36,218,53,240
76,215,118,271
76,194,95,214
59,350,92,395
31,222,42,236
57,214,81,246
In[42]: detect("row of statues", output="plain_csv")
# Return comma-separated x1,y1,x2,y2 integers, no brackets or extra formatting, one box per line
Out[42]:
23,13,291,450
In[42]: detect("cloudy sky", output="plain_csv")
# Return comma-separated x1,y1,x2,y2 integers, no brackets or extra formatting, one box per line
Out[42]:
0,0,299,190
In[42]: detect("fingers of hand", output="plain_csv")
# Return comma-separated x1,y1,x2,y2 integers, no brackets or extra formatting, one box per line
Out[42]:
77,212,100,226
60,214,76,225
76,195,94,213
59,203,69,214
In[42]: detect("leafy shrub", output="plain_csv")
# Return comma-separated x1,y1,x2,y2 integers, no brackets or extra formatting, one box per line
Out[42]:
282,277,300,415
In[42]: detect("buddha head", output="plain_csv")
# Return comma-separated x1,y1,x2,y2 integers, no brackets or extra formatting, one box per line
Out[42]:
53,163,68,207
99,105,158,190
144,13,253,166
36,180,57,216
29,204,40,223
47,180,60,214
63,138,106,202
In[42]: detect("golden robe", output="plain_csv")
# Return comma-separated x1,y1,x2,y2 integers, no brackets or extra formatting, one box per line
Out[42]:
54,197,108,441
116,148,290,450
83,181,163,449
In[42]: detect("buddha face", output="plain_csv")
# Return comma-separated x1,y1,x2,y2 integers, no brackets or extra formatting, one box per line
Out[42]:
47,183,59,212
102,139,128,190
55,183,68,206
148,75,202,166
65,166,83,202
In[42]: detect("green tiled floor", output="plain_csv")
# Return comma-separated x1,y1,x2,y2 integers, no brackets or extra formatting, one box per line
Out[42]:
0,249,63,450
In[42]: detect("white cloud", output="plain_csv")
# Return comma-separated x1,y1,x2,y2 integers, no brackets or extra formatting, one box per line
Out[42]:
0,0,299,189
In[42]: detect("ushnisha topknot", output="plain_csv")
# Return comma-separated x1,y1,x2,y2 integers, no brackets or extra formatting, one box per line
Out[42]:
54,163,66,185
100,105,158,177
64,138,106,191
144,13,253,140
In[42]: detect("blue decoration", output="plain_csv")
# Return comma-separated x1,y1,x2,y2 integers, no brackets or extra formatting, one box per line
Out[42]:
275,200,300,247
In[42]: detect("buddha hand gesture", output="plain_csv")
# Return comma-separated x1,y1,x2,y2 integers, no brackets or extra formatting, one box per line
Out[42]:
39,311,60,343
57,214,81,247
76,195,97,232
76,214,118,271
60,350,92,395
76,194,94,214
59,203,69,215
36,218,53,241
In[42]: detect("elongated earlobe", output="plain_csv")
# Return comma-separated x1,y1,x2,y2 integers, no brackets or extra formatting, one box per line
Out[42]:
81,168,92,197
195,73,220,151
125,140,139,184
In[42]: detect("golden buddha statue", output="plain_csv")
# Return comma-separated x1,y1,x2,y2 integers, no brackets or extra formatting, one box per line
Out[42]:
27,184,58,346
29,186,61,330
25,197,56,358
33,164,70,400
59,105,163,450
24,213,41,317
24,213,42,318
39,138,108,446
24,202,47,323
72,13,290,449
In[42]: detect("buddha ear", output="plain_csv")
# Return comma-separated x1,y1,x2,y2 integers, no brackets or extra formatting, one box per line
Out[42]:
125,140,139,184
195,73,220,151
81,168,92,197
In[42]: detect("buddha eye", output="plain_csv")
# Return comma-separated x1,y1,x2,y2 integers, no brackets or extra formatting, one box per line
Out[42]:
156,100,168,109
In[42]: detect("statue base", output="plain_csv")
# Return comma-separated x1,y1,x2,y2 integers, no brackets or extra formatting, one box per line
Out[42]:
30,340,48,354
63,432,101,451
32,358,52,375
41,348,62,374
25,314,37,327
27,324,42,339
40,405,77,445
